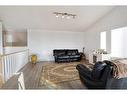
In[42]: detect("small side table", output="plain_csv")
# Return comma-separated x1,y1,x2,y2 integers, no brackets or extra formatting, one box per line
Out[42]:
80,52,86,60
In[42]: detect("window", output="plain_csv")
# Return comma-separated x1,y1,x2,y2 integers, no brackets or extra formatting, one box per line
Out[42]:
100,31,106,50
111,27,127,58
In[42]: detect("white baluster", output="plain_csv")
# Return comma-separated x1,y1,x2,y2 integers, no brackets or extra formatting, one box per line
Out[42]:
2,49,29,82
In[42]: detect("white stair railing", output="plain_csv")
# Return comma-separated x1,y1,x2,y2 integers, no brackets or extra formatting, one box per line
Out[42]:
1,49,29,82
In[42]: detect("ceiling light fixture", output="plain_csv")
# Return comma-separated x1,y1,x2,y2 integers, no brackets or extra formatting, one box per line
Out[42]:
53,12,76,19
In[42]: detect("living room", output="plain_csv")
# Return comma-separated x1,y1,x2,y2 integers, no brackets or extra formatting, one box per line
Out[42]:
0,1,127,94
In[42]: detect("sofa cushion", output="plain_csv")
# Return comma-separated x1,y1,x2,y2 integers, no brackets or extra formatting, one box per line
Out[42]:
69,55,80,58
57,52,66,56
92,61,107,80
57,55,69,59
53,50,66,56
67,50,78,55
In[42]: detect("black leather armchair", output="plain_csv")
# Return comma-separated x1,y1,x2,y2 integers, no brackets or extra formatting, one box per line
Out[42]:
76,61,113,89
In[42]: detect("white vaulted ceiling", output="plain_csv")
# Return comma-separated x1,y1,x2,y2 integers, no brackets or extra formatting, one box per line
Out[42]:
0,6,115,32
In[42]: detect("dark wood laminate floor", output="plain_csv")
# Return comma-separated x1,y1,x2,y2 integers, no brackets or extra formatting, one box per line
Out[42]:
2,60,87,89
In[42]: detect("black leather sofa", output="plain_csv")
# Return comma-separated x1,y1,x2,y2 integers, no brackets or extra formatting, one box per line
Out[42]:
105,61,127,89
53,49,81,63
76,61,113,89
106,76,127,89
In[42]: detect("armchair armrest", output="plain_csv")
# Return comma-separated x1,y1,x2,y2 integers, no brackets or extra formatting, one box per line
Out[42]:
76,64,92,76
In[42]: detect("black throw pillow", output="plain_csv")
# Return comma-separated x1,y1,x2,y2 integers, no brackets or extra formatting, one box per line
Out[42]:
92,61,107,80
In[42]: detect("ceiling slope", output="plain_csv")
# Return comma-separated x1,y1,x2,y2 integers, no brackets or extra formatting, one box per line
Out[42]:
0,6,115,32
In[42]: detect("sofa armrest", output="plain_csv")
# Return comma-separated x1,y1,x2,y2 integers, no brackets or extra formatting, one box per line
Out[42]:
54,55,58,62
77,52,82,55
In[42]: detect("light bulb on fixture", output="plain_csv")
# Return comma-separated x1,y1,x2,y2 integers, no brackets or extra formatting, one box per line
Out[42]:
73,16,76,19
55,14,59,18
67,16,70,19
62,15,65,18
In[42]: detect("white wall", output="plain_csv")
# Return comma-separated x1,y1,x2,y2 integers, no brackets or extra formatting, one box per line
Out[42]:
4,47,28,54
0,22,3,55
0,22,3,85
28,29,85,61
84,7,127,58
